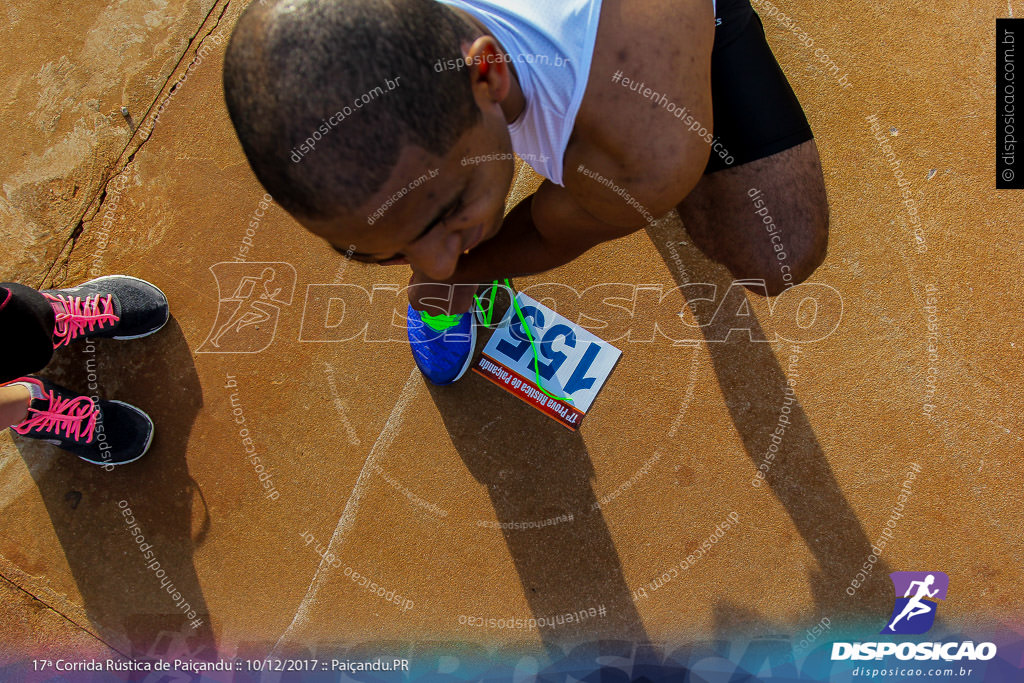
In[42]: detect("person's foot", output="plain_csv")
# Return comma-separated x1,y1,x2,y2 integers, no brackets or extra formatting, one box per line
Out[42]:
41,275,170,348
7,376,154,465
407,304,476,385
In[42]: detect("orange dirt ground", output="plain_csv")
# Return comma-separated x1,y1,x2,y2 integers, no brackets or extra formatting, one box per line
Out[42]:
0,0,1021,671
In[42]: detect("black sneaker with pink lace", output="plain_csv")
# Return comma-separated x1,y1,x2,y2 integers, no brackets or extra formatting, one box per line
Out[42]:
41,275,169,348
7,376,154,465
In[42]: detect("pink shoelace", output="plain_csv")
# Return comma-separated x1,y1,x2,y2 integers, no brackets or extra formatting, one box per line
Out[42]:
44,292,119,348
11,388,97,443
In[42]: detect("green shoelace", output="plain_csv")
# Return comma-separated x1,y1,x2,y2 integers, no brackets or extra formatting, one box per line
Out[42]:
418,310,463,331
418,280,573,403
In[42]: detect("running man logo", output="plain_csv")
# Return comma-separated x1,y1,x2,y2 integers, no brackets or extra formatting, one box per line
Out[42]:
881,571,949,635
198,262,296,353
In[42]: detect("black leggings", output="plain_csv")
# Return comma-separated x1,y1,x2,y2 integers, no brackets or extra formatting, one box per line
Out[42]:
0,283,55,384
704,0,814,174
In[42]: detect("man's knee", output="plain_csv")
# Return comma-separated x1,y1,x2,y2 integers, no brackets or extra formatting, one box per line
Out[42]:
783,210,829,290
752,210,829,297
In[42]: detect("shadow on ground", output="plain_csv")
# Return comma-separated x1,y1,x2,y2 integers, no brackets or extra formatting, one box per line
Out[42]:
408,213,899,654
426,371,648,657
15,317,216,660
646,219,895,635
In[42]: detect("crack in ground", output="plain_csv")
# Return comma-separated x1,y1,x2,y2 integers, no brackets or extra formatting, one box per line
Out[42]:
39,0,233,289
0,570,129,659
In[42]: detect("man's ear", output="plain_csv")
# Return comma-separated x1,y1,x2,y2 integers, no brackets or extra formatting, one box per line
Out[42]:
464,36,511,104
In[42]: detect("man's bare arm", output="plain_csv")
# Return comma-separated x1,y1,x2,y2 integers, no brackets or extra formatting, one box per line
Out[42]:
441,179,645,285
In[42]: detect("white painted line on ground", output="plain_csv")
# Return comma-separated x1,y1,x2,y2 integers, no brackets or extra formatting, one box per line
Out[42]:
271,368,421,654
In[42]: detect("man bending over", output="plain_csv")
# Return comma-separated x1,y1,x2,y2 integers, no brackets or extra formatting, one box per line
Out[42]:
223,0,828,385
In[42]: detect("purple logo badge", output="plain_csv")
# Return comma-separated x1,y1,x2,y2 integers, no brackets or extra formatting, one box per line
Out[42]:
881,571,949,635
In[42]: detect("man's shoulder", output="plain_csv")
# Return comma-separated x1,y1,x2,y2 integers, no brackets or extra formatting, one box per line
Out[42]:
570,0,715,202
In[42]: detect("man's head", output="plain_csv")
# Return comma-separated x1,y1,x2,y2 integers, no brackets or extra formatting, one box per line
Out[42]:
224,0,518,280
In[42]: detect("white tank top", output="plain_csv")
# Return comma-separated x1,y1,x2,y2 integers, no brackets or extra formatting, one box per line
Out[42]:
436,0,603,186
435,0,717,186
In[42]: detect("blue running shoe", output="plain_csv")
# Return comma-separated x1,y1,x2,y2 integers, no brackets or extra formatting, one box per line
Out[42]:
407,304,476,385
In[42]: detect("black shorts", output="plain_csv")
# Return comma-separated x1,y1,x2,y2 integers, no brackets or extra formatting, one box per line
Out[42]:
704,0,814,174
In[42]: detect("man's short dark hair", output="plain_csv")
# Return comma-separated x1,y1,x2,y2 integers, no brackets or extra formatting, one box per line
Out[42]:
223,0,481,221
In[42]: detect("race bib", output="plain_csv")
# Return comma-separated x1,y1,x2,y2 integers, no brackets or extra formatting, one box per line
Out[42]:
473,292,622,430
